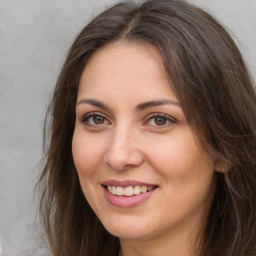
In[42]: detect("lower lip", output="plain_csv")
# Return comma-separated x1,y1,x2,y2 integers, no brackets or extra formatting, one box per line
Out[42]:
103,187,157,208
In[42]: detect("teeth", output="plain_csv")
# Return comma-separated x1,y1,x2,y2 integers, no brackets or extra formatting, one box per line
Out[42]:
124,186,134,196
107,185,155,196
134,186,141,195
116,186,124,196
141,186,147,193
112,186,117,195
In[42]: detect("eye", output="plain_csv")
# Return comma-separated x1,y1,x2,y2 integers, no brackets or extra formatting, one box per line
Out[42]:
81,112,109,126
151,116,168,126
144,114,176,127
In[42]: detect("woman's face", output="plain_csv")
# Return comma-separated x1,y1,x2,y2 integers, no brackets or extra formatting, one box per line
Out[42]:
72,41,216,242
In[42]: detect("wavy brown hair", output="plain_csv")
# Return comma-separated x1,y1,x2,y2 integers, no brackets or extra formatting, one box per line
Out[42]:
38,0,256,255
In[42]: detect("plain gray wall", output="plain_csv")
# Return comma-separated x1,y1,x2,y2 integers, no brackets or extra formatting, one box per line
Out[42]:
0,1,255,255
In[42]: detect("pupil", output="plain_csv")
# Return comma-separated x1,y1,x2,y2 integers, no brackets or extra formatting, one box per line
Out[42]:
155,117,166,125
93,116,104,124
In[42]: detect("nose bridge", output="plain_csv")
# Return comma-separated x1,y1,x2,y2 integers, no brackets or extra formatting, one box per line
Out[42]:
104,122,143,171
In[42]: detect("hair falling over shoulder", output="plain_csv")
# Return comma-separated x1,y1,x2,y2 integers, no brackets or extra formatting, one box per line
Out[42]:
37,0,256,255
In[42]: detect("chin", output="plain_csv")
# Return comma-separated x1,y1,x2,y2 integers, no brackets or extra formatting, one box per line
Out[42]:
100,215,156,240
107,227,150,240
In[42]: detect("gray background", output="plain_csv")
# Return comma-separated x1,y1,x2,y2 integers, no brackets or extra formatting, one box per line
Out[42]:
0,0,255,255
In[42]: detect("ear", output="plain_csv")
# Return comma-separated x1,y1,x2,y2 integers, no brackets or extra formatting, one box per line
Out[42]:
214,160,230,173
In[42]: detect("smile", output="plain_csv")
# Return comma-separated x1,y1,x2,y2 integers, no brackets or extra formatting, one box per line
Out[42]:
107,185,155,197
101,180,158,207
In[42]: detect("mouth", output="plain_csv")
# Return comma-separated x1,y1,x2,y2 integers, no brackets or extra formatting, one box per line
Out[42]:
101,181,158,207
104,185,157,197
101,179,158,197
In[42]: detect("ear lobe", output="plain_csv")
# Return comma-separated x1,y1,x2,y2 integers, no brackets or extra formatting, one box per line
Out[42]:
214,161,230,173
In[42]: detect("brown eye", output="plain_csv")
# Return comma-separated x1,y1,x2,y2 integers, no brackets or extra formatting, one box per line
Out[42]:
81,113,109,126
93,115,105,124
154,117,167,126
145,114,176,128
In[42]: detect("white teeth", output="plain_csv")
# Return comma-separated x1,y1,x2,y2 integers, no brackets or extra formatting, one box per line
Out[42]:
116,186,124,196
124,186,134,196
112,186,117,195
107,185,155,196
134,186,141,195
141,186,147,193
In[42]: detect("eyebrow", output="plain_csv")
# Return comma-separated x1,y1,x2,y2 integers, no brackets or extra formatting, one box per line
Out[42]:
76,98,181,111
135,99,181,111
76,98,113,112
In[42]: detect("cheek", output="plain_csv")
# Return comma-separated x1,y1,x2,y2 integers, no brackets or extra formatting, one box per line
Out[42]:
72,130,105,177
150,133,215,222
147,130,215,184
72,131,106,208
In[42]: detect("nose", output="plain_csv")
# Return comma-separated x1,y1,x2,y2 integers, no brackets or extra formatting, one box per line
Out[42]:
104,126,144,172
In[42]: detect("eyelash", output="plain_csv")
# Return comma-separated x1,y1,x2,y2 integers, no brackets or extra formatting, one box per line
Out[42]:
143,113,176,127
80,112,109,126
80,112,176,128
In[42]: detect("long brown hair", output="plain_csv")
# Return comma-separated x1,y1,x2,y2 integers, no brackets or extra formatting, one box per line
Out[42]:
38,0,256,255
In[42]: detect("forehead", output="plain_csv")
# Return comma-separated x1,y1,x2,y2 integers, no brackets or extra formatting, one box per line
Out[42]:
82,41,164,80
87,40,162,66
78,40,176,101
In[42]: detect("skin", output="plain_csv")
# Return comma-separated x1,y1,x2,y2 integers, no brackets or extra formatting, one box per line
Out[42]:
72,40,216,256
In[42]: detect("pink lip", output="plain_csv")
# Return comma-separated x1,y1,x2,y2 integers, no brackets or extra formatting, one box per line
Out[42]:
101,180,158,208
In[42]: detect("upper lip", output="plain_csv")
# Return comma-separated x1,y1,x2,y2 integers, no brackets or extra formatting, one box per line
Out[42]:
101,179,158,187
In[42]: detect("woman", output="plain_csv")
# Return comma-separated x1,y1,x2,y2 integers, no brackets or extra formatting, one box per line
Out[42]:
38,0,256,255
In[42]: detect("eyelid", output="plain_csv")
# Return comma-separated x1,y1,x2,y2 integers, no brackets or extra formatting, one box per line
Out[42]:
79,111,176,128
143,113,177,127
80,112,111,125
